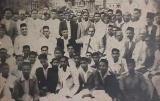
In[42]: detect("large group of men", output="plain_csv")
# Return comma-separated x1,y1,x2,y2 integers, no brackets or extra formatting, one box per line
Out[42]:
0,0,160,101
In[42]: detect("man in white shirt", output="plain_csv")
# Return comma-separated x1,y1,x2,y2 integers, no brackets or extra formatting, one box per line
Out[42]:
76,26,104,56
14,23,35,55
132,29,148,68
0,24,14,55
36,26,56,56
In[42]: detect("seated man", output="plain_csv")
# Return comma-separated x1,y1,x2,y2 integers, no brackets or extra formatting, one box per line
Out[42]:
35,54,58,97
13,61,39,101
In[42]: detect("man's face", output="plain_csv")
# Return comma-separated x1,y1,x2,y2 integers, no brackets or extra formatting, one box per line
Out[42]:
22,65,31,79
23,48,30,55
16,56,24,66
155,16,160,25
116,13,122,20
29,55,37,64
146,18,153,25
108,26,113,35
60,58,67,67
132,10,141,21
2,65,9,78
67,46,75,54
99,62,108,71
41,47,48,54
19,12,26,20
74,55,80,65
39,58,48,67
126,30,134,40
123,14,131,22
115,31,123,41
127,63,135,73
20,26,28,36
94,14,101,22
88,27,95,36
80,60,88,69
77,12,82,20
108,11,113,17
31,10,38,19
92,55,100,63
62,30,68,39
54,50,63,59
12,14,19,21
83,13,89,21
43,28,50,38
51,60,59,67
5,10,12,19
51,12,57,19
0,28,5,37
112,51,120,60
86,53,92,59
139,33,146,41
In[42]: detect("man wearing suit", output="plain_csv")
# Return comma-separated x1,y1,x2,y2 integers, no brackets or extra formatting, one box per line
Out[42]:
145,12,157,44
35,54,58,97
13,61,39,101
123,27,136,59
77,11,94,38
59,11,78,40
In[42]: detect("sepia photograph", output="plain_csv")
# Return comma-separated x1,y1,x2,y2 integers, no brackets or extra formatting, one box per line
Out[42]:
0,0,160,101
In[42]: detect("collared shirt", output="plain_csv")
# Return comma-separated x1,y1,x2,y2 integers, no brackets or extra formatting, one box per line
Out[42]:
37,64,52,79
0,35,13,55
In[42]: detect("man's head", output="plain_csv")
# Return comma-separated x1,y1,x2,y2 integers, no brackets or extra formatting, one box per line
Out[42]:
108,24,114,36
107,9,113,17
42,26,50,38
115,9,122,21
126,59,135,73
50,9,57,19
92,52,100,64
112,48,120,61
41,46,49,54
22,45,30,57
4,8,13,19
139,29,147,41
50,58,59,67
76,11,82,21
86,52,92,60
20,23,28,36
73,53,81,66
31,9,38,20
15,55,24,69
146,12,155,25
67,44,75,57
19,9,26,20
155,12,160,25
0,24,6,37
54,47,64,59
82,11,89,21
61,29,68,39
99,59,108,71
115,29,123,41
38,54,48,68
87,26,95,37
80,57,89,69
123,12,131,22
60,56,68,68
21,61,31,80
94,12,101,23
1,63,9,78
126,27,134,40
0,48,8,63
131,8,141,21
29,51,37,64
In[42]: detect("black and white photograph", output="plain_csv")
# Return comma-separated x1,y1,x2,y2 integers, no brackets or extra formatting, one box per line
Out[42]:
0,0,160,101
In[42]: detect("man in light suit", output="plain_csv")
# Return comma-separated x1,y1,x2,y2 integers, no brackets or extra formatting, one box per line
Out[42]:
56,56,80,101
77,11,94,38
76,26,105,56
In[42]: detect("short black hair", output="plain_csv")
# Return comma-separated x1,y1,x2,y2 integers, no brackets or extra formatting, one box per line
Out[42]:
108,9,113,13
80,57,89,63
92,52,99,57
99,59,108,66
21,61,31,69
134,8,141,13
50,58,59,64
38,54,47,60
116,9,122,15
3,8,13,14
43,26,49,30
41,46,49,50
23,45,30,49
54,47,65,54
29,51,37,56
112,48,120,53
20,23,27,28
126,27,134,32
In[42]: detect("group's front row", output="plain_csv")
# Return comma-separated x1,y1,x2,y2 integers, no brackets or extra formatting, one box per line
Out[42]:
0,52,157,101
